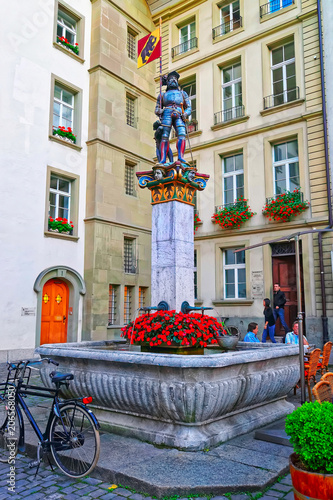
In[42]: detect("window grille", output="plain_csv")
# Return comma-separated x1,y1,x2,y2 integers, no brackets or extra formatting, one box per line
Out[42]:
125,162,135,196
108,285,118,325
127,29,136,60
223,249,246,299
126,95,135,127
139,287,146,308
49,175,71,220
124,286,133,324
124,238,136,273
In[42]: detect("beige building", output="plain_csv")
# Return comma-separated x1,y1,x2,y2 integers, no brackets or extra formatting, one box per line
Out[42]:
84,0,332,346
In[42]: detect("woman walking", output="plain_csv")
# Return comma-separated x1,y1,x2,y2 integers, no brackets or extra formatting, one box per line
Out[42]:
262,298,276,343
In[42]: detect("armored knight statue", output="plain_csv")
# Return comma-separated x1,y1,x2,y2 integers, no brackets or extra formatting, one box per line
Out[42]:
155,71,191,164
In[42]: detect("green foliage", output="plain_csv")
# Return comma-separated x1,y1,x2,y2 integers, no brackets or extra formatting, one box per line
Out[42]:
212,197,256,230
285,401,333,473
262,189,309,222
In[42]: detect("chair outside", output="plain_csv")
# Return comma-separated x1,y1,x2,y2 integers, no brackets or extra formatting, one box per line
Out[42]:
319,341,333,374
312,380,332,403
321,372,333,393
304,348,321,401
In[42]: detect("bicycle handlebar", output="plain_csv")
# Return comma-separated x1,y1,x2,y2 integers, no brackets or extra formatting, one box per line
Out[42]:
8,358,59,371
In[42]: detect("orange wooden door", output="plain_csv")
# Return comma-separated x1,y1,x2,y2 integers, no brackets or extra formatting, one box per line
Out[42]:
41,279,69,345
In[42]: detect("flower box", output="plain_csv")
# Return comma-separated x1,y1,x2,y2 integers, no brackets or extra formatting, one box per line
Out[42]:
262,189,309,222
194,213,201,233
57,36,79,55
48,217,74,234
212,197,256,229
52,126,76,144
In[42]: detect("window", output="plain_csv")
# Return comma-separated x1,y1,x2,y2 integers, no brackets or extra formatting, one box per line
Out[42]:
57,8,77,46
139,287,147,309
126,95,136,127
271,41,296,106
108,285,119,325
124,286,133,324
273,140,299,195
221,62,243,122
222,153,244,205
127,28,136,60
180,21,196,51
53,85,74,131
223,249,246,299
124,238,136,274
182,78,196,124
49,175,71,220
125,162,136,196
220,1,241,34
194,250,198,300
261,0,294,17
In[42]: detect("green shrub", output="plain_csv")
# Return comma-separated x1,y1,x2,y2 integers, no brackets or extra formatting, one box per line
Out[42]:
285,401,333,473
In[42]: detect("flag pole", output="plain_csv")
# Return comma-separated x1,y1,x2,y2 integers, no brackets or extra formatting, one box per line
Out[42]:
159,17,162,105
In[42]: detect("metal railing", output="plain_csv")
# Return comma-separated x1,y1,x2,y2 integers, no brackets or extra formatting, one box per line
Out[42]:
215,200,247,213
214,105,245,125
263,86,299,109
266,190,303,205
212,16,242,40
171,37,198,58
171,120,198,139
260,0,294,18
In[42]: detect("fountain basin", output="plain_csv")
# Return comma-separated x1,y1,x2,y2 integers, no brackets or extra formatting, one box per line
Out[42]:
36,341,299,451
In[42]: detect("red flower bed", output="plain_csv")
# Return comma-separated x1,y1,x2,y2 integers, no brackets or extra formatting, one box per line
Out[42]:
121,310,224,348
262,189,309,222
48,217,74,233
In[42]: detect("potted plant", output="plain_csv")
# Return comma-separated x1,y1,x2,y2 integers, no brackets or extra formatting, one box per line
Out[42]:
285,401,333,499
212,197,256,230
216,325,240,350
57,36,79,55
194,213,201,233
187,119,198,133
48,217,74,234
52,126,77,144
262,189,309,222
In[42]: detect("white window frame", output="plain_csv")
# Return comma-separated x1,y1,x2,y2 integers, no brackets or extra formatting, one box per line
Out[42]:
57,9,77,45
49,175,71,220
223,249,246,299
221,62,242,121
220,1,240,32
222,153,244,205
53,85,75,131
271,42,295,104
272,140,299,195
179,21,195,44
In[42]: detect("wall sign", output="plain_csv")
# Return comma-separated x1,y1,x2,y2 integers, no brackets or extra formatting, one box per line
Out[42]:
251,271,264,299
21,307,36,316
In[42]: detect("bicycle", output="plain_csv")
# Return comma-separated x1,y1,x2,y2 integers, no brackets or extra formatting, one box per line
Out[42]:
0,358,100,478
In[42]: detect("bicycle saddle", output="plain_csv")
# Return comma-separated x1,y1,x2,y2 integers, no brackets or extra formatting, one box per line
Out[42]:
49,371,74,383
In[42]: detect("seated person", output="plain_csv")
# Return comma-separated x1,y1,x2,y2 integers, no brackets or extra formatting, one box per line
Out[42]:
244,322,260,343
285,321,309,346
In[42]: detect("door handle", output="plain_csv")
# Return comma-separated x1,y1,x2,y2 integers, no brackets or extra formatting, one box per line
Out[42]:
63,315,67,323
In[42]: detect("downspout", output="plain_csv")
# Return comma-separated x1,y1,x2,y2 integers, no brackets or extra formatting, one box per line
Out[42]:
317,0,332,343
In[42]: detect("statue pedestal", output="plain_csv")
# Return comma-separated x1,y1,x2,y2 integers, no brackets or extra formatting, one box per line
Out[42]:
151,200,194,311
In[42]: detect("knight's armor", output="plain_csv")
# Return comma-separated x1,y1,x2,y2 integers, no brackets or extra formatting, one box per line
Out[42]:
155,85,191,164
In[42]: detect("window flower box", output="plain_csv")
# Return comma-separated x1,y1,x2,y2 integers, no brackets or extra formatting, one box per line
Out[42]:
57,36,79,55
48,217,74,235
194,213,201,233
262,189,309,222
52,126,76,144
212,197,256,229
187,119,198,134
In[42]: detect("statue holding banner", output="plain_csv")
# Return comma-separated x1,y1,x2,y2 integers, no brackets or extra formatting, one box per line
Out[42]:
155,71,191,164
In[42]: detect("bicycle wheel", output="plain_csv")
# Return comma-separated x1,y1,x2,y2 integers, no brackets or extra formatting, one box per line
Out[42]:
0,393,19,463
49,403,100,478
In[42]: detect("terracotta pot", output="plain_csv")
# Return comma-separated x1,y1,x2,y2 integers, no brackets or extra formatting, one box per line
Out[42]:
290,452,333,500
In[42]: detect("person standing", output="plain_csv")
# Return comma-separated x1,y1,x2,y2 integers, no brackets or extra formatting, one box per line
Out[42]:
262,298,277,343
273,283,290,335
244,323,260,343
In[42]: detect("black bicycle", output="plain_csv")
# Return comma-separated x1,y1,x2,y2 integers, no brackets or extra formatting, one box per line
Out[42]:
0,358,100,478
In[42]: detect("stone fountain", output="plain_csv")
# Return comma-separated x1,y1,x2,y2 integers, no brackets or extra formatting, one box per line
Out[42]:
36,70,299,451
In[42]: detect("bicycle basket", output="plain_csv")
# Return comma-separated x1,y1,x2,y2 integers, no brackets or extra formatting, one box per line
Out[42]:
1,363,32,395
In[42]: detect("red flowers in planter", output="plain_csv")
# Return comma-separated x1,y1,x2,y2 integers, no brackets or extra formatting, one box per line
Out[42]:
262,189,309,222
53,126,77,144
48,217,74,234
57,36,79,55
121,310,224,348
194,213,201,233
212,197,256,230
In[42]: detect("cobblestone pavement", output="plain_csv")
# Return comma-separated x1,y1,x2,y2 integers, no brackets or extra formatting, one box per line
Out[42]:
0,454,294,500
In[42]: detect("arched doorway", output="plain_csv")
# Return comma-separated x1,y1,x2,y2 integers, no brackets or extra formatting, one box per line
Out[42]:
41,279,69,344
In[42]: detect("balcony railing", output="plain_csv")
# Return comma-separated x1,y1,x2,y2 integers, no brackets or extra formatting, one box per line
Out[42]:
266,190,303,205
260,0,295,18
171,37,198,58
215,200,247,213
171,120,198,139
214,105,245,125
263,86,299,109
212,16,242,40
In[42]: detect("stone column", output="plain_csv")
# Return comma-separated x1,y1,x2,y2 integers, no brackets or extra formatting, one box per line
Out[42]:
151,200,194,311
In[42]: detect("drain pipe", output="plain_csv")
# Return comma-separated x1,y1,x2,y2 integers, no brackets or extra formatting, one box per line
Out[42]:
317,0,332,344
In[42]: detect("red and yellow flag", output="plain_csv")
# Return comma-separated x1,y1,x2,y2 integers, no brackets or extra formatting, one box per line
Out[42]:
137,28,161,69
